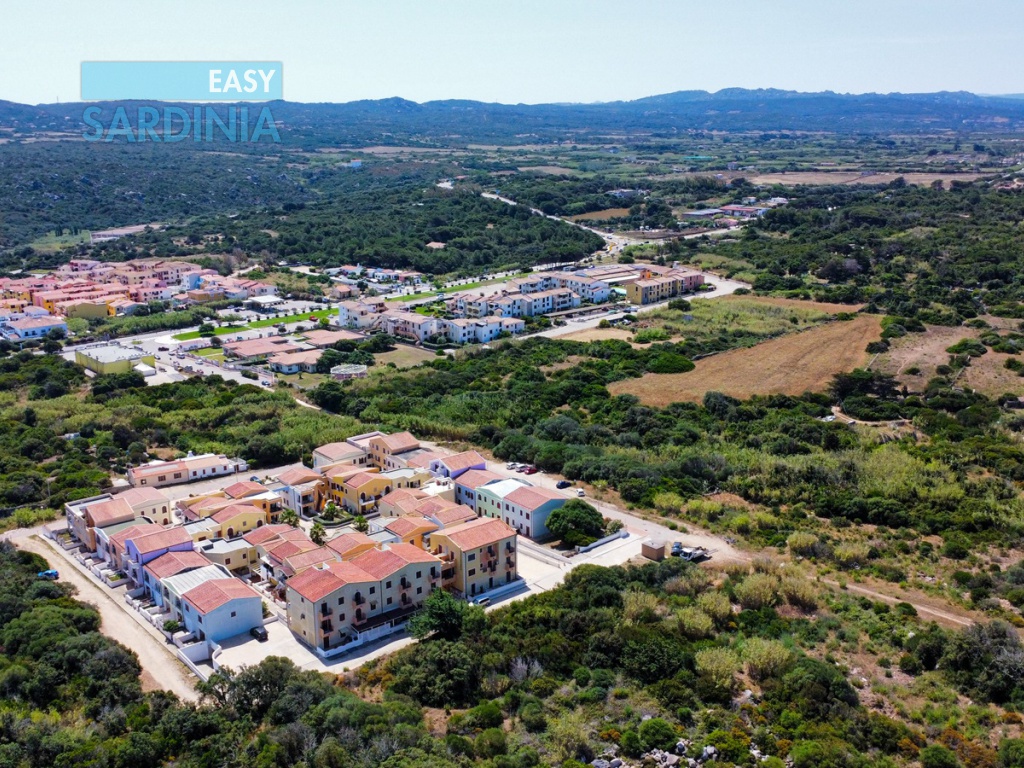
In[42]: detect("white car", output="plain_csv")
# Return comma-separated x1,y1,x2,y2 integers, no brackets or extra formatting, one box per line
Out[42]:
576,488,586,497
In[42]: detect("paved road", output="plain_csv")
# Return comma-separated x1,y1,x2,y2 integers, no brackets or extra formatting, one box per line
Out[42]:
6,527,200,700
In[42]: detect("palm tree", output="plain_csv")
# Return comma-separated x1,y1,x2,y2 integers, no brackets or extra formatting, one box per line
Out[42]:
310,522,326,546
354,515,368,533
280,508,299,528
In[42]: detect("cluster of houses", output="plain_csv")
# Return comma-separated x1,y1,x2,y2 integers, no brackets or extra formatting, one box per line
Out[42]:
681,197,788,227
0,258,277,321
61,430,566,660
337,299,526,344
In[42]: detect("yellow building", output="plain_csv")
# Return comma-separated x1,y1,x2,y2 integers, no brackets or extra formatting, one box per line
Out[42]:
75,345,155,375
380,515,439,549
427,517,518,599
64,301,115,319
337,468,432,515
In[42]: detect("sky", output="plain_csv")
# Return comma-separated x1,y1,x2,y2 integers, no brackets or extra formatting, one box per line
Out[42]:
3,0,1022,105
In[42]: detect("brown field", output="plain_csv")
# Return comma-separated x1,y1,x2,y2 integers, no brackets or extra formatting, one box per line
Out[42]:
568,208,631,222
517,165,580,175
558,327,641,345
748,172,985,187
873,321,1024,398
374,346,437,369
726,295,866,314
609,315,882,405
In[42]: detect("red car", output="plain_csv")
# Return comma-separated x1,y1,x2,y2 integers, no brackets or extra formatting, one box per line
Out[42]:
523,466,539,475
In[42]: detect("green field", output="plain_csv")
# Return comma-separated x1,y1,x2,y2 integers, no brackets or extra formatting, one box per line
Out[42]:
172,309,334,340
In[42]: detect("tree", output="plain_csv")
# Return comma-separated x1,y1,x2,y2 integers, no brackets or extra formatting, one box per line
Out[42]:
409,589,467,640
919,745,960,768
353,515,368,532
310,522,326,545
638,718,677,752
547,499,604,544
280,509,299,527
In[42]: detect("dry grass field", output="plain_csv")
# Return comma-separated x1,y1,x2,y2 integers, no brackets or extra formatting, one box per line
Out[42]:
873,322,1024,397
609,314,882,405
748,172,984,187
568,207,632,221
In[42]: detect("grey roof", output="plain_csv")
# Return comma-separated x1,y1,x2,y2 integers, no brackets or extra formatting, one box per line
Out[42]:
199,538,251,555
161,565,231,596
80,344,149,363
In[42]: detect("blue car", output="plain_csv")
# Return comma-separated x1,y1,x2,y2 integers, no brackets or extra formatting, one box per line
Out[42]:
37,569,59,580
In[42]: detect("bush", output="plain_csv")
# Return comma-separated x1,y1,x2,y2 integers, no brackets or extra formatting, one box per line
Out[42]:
787,532,823,558
734,572,779,610
638,717,677,752
743,638,792,680
677,607,714,639
695,647,740,695
697,591,732,624
779,577,818,611
475,728,507,759
919,744,960,768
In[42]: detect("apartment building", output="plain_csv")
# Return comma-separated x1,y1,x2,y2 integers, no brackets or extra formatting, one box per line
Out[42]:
286,542,441,657
377,310,440,343
127,453,248,488
475,478,566,539
65,487,172,551
453,469,503,510
625,269,704,305
427,517,518,598
275,466,326,518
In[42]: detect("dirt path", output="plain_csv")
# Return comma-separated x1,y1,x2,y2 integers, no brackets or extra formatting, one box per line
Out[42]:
15,534,200,700
821,577,977,629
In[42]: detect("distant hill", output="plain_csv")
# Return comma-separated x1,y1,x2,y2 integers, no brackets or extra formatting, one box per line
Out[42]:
2,88,1024,144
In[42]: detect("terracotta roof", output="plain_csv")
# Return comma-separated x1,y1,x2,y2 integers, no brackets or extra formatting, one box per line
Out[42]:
223,481,265,499
269,349,322,367
242,523,293,545
302,329,363,347
182,578,259,614
413,498,458,516
282,546,338,577
222,338,301,358
405,451,447,469
144,550,210,581
277,467,322,486
455,469,503,489
344,471,381,489
324,464,369,481
315,442,366,461
384,515,439,538
375,432,419,454
211,504,265,525
129,526,192,555
438,517,516,550
265,537,318,563
325,532,376,557
429,505,477,527
85,497,135,527
505,486,565,511
287,561,376,602
438,451,487,472
116,487,169,508
380,488,425,507
109,523,162,550
351,543,438,579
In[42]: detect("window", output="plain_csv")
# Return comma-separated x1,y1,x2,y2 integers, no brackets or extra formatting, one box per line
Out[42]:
416,571,421,579
369,586,375,594
385,580,392,589
469,569,476,576
417,587,422,594
158,476,166,482
225,558,231,565
468,553,475,562
338,596,344,605
230,611,236,618
197,615,203,623
340,613,345,621
386,597,392,606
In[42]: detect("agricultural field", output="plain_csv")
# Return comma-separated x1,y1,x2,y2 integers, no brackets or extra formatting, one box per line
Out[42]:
610,313,881,405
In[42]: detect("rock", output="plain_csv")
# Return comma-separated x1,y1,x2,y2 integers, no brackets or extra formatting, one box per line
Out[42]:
676,740,688,754
591,760,611,768
702,745,718,760
610,760,623,767
664,756,680,766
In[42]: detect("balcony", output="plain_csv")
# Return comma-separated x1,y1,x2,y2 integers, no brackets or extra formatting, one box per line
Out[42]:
505,542,514,553
353,594,365,606
320,605,332,617
320,619,333,632
399,578,410,590
506,559,515,569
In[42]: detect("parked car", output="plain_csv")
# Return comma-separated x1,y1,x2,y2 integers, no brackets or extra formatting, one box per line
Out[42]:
506,462,518,470
249,626,269,642
157,346,169,351
471,596,492,607
515,465,528,472
556,480,572,489
575,488,586,497
670,542,683,557
36,569,59,580
523,466,539,475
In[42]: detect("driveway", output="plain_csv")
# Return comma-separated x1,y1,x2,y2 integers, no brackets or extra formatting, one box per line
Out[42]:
9,529,200,701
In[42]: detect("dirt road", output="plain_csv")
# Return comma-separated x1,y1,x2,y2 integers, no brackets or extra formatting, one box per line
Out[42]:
14,533,200,700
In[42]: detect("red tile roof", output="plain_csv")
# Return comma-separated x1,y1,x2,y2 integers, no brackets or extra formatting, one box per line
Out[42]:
375,431,419,454
287,561,376,602
429,505,477,527
438,517,516,550
455,469,503,489
109,523,162,551
85,497,135,527
282,546,338,577
438,451,487,472
242,523,292,545
325,532,376,557
182,578,259,614
210,504,265,525
384,515,439,538
351,543,438,579
344,472,380,489
505,486,564,511
144,550,210,580
129,526,192,555
277,467,322,486
223,480,265,499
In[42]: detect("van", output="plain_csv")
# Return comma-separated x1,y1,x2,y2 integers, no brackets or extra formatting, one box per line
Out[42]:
472,596,491,607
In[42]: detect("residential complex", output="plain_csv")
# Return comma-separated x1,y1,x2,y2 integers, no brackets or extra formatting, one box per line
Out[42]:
62,428,527,662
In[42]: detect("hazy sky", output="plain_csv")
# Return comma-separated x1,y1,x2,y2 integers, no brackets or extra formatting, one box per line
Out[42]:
3,0,1021,105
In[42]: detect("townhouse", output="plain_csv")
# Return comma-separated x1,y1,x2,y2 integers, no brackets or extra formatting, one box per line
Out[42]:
428,450,487,479
123,526,194,586
625,269,704,305
267,349,323,374
142,550,210,604
286,541,441,657
427,517,518,599
376,310,440,343
275,466,326,518
65,487,172,551
453,468,503,510
127,453,248,488
0,315,68,341
474,478,567,539
179,578,263,644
